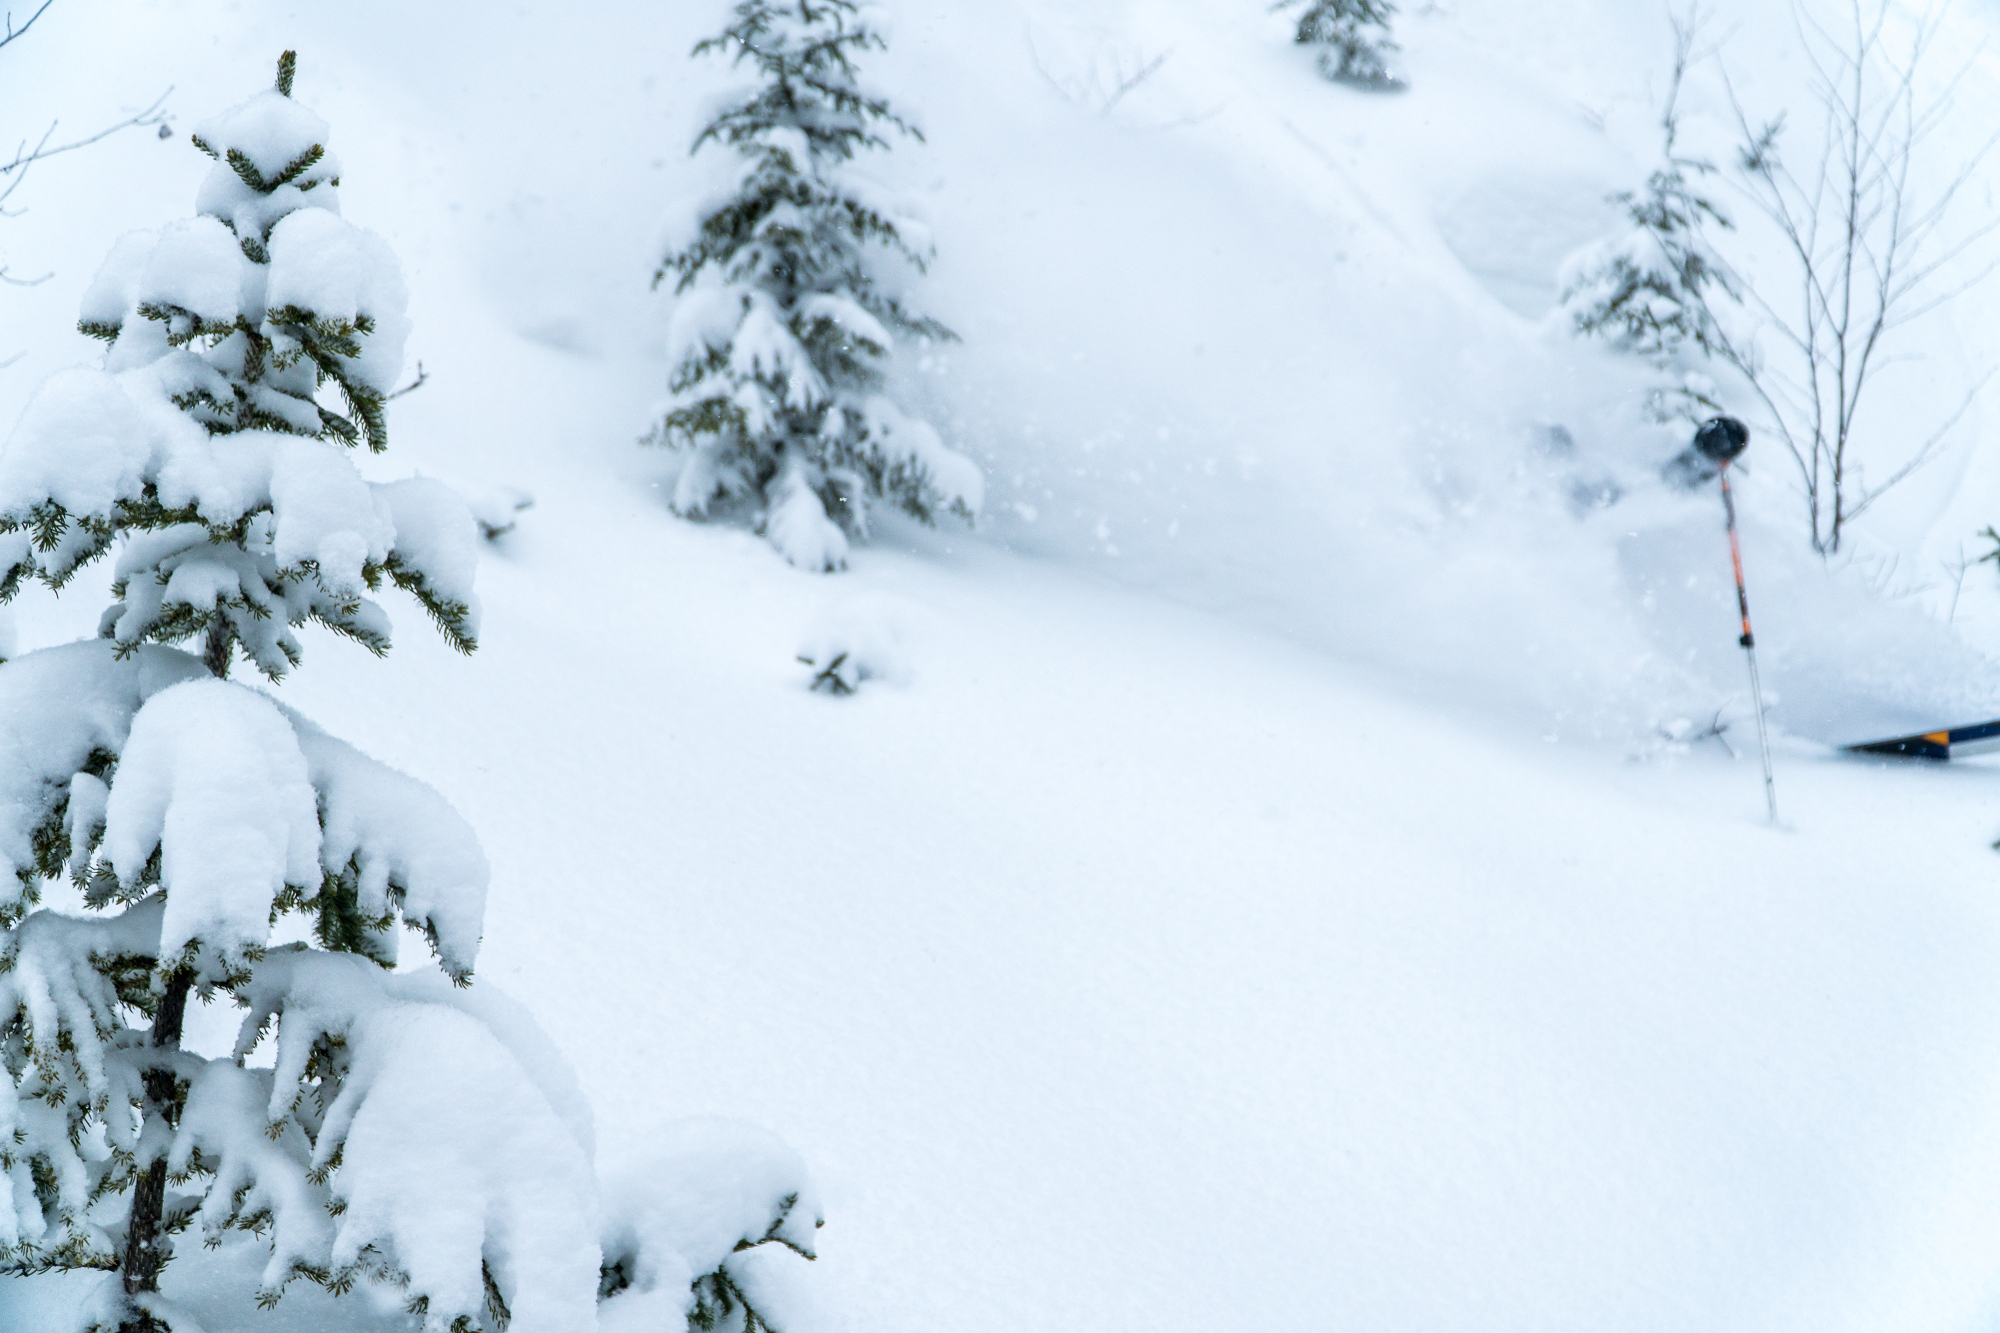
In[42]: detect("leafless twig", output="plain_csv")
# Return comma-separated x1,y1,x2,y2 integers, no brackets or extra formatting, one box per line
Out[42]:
0,88,173,213
385,361,429,401
1699,0,2000,555
1942,541,1974,621
0,0,52,53
1027,30,1172,118
1657,710,1737,757
0,92,170,291
1100,50,1167,114
2,2,171,354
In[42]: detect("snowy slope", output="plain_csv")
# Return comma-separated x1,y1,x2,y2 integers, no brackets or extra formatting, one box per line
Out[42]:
11,1,2000,1331
13,0,2000,739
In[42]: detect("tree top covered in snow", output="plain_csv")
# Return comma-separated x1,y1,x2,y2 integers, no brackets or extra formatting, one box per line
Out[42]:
689,0,916,162
0,52,478,681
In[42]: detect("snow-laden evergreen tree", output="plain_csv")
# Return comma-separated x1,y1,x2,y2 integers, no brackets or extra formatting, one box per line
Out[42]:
1274,0,1404,90
651,0,982,571
1557,27,1737,424
2,51,831,1333
0,49,473,681
0,55,600,1333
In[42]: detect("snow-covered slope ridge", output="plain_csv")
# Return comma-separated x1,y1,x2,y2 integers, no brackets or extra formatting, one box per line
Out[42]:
9,0,2000,738
10,2,2000,1333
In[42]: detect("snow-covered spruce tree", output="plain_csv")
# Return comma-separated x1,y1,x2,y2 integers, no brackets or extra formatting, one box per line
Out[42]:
1557,22,1736,425
0,55,603,1333
651,0,982,571
0,49,472,682
1,53,828,1333
1273,0,1404,90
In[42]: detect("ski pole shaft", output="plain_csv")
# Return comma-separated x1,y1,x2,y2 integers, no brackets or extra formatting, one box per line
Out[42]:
1719,464,1778,822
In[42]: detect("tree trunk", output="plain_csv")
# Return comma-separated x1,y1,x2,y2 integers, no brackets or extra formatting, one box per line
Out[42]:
202,619,231,680
118,965,195,1333
121,624,221,1329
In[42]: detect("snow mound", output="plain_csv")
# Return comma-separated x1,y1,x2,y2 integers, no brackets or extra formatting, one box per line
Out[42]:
266,208,411,393
192,85,343,245
797,593,917,693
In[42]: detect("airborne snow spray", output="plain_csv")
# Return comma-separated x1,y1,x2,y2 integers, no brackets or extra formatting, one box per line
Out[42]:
1696,417,1778,823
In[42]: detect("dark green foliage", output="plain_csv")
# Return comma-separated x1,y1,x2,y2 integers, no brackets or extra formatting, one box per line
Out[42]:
1558,24,1737,424
601,1191,816,1333
802,651,855,695
1274,0,1403,89
383,552,477,657
651,1,975,565
1567,150,1734,365
274,857,397,968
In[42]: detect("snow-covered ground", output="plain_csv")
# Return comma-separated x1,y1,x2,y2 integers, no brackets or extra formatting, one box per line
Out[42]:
12,0,2000,1329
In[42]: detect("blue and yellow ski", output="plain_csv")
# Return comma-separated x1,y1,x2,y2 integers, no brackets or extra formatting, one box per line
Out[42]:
1846,721,2000,761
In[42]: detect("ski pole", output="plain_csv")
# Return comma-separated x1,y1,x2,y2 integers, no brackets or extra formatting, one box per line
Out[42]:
1695,417,1778,823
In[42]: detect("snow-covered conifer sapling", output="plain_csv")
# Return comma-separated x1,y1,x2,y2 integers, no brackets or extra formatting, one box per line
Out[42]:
1274,0,1405,90
1,49,828,1333
1557,18,1736,426
650,0,982,571
0,54,600,1333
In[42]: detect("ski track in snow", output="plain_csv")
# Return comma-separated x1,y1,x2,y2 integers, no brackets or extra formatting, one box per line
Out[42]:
11,1,2000,1330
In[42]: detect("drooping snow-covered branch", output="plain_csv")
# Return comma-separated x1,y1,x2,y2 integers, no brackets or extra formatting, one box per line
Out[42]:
219,953,600,1329
0,641,208,925
64,676,489,985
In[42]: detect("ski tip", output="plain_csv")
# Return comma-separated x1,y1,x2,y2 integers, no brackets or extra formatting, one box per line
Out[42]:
1843,721,2000,761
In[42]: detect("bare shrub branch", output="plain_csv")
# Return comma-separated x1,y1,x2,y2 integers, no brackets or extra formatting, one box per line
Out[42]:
0,2,171,303
0,0,53,52
1701,0,2000,554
